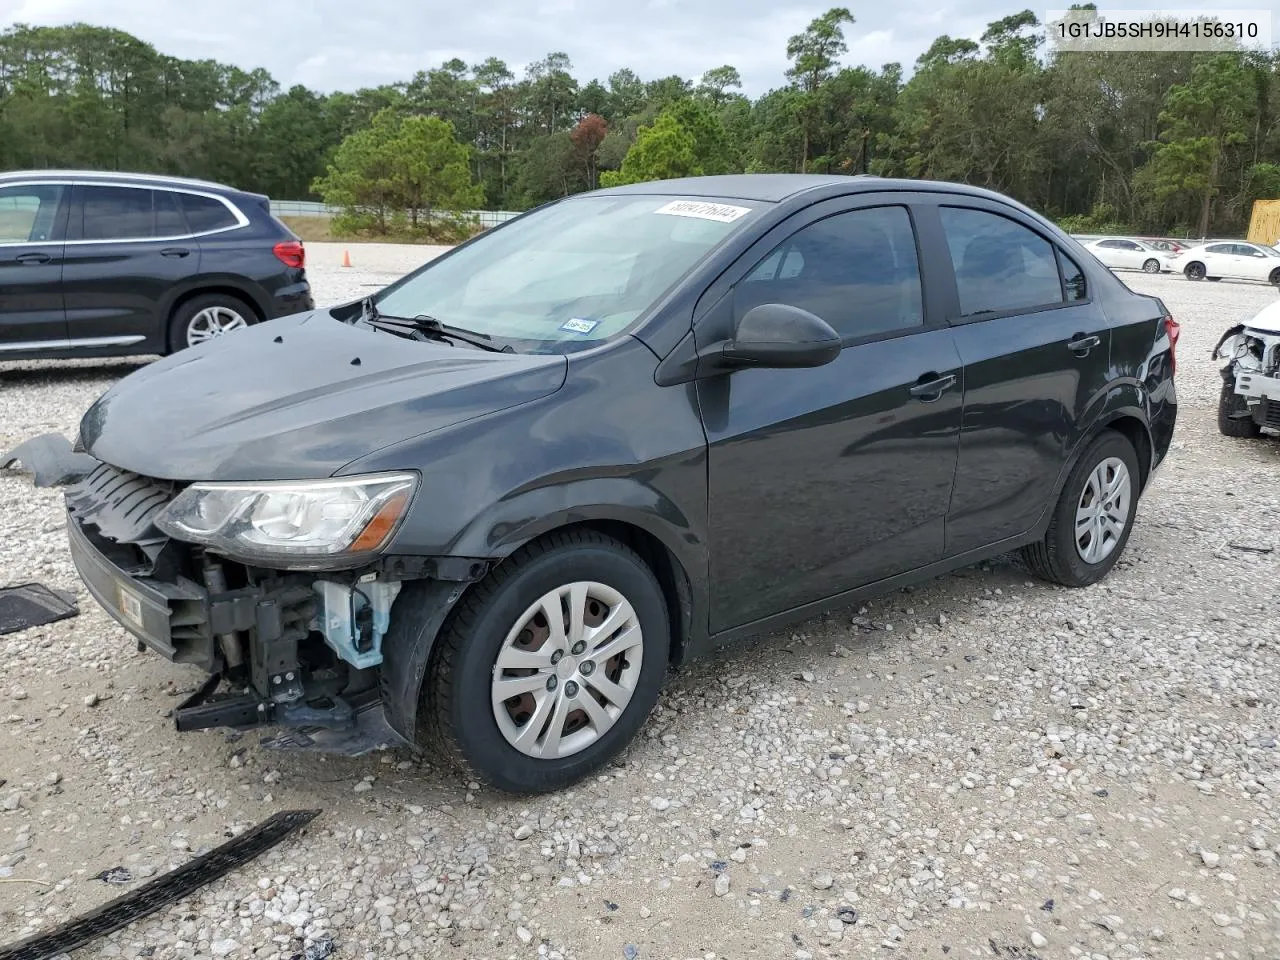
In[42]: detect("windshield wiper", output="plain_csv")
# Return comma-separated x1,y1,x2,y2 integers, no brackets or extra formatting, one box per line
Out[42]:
366,313,515,353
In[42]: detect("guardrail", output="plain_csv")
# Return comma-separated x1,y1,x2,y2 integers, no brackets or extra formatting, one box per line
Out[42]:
269,200,522,229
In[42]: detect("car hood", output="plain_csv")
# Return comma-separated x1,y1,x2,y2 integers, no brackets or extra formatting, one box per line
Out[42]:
79,311,568,481
1246,299,1280,335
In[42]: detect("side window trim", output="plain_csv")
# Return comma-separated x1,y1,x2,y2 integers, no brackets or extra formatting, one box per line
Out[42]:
934,202,1092,325
0,179,248,246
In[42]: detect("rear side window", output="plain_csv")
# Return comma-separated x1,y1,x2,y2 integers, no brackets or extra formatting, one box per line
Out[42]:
1205,244,1233,255
80,185,156,241
0,184,64,243
154,190,187,236
179,193,239,233
940,207,1063,316
735,205,924,341
1059,250,1087,301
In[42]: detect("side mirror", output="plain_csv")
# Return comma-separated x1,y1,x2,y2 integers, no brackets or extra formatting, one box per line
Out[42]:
714,303,842,370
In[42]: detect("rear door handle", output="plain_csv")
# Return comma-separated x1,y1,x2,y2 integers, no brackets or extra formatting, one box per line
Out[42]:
160,247,191,258
1068,334,1101,355
15,251,52,264
909,373,957,401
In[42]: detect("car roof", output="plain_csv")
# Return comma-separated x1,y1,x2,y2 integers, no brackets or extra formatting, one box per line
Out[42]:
0,169,239,193
588,173,1041,207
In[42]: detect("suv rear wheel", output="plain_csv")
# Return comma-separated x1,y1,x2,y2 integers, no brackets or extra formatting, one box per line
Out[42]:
169,293,256,352
1023,431,1140,587
420,530,669,793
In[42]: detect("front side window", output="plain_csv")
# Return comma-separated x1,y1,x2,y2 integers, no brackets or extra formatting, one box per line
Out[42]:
0,184,64,243
374,194,764,352
733,205,924,340
940,207,1063,316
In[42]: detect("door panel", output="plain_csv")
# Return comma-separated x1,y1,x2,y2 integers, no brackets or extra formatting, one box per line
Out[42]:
61,185,199,349
701,331,963,632
0,183,69,348
932,205,1112,556
699,202,961,634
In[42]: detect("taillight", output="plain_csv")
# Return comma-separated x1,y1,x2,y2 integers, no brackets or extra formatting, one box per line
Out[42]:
273,240,305,269
1164,315,1180,376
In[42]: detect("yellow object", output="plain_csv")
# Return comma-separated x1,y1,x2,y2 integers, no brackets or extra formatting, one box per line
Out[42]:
1246,199,1280,245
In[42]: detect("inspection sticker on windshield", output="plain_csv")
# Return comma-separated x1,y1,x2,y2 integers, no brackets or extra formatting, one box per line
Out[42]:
560,318,600,335
654,200,750,223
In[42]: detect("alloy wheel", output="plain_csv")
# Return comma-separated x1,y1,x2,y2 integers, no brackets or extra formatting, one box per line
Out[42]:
186,306,249,346
491,581,644,759
1143,259,1160,274
1075,456,1131,565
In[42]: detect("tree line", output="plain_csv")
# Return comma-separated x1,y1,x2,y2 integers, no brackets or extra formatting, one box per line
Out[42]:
1,9,1277,238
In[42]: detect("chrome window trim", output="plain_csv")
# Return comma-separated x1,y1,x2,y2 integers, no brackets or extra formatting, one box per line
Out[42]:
0,179,249,247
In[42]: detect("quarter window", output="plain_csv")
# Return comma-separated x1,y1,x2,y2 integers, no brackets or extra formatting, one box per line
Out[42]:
735,206,924,341
179,193,238,233
0,184,64,243
940,207,1063,315
1059,250,1087,301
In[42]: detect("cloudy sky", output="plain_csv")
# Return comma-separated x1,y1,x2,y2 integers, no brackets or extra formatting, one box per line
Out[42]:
1,0,1272,94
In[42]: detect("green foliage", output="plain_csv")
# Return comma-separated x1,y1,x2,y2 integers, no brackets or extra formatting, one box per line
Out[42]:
3,18,1279,237
312,109,480,235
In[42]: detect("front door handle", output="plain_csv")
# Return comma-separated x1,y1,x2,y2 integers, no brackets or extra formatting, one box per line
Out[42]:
160,247,191,258
909,373,957,402
1068,334,1101,355
15,251,52,264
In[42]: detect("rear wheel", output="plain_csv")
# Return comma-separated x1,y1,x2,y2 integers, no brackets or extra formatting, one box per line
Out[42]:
168,293,256,353
1184,262,1206,281
1218,381,1262,438
1022,431,1140,588
420,530,669,793
1142,258,1161,274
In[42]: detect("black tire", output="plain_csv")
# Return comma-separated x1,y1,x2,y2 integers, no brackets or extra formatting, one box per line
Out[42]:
1142,258,1161,274
1022,431,1141,588
420,529,670,793
1218,380,1262,438
167,293,257,353
1184,262,1206,281
1269,268,1280,286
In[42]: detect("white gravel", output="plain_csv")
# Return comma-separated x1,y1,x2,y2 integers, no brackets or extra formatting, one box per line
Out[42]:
2,259,1279,959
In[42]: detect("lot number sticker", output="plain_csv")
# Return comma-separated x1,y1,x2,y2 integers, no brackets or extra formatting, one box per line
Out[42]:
654,200,751,223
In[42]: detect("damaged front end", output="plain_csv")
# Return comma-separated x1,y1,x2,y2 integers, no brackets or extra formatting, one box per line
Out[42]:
45,458,465,755
1215,322,1280,433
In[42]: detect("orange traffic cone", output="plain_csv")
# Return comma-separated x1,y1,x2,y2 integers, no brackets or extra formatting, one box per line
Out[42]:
341,249,352,268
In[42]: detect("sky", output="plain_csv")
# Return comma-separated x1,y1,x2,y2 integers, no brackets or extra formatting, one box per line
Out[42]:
1,0,1275,95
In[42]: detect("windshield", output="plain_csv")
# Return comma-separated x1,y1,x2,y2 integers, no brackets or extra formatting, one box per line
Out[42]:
373,194,764,353
1256,244,1280,257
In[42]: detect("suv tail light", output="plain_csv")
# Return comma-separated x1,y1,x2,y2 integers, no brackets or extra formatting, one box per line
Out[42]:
1164,315,1180,376
273,240,305,269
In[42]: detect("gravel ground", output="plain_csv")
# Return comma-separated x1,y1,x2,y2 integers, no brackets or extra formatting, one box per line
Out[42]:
2,253,1279,960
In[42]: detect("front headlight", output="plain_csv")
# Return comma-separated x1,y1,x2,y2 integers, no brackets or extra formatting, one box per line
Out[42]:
155,472,417,568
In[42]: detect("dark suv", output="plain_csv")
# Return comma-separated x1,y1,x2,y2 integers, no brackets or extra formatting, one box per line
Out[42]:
42,174,1177,795
0,170,313,360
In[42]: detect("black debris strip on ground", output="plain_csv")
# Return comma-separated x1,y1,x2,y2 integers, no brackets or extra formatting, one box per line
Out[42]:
0,583,78,636
0,809,321,960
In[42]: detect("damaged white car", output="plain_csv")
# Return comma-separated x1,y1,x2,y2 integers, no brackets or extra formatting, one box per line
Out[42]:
1215,300,1280,437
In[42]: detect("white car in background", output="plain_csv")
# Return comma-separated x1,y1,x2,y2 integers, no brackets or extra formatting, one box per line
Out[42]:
1170,241,1280,284
1082,237,1167,274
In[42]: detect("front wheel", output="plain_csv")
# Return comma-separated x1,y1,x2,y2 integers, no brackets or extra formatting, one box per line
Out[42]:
1218,380,1262,438
1269,268,1280,286
420,530,670,793
1142,258,1161,274
1022,431,1140,588
1184,262,1206,281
